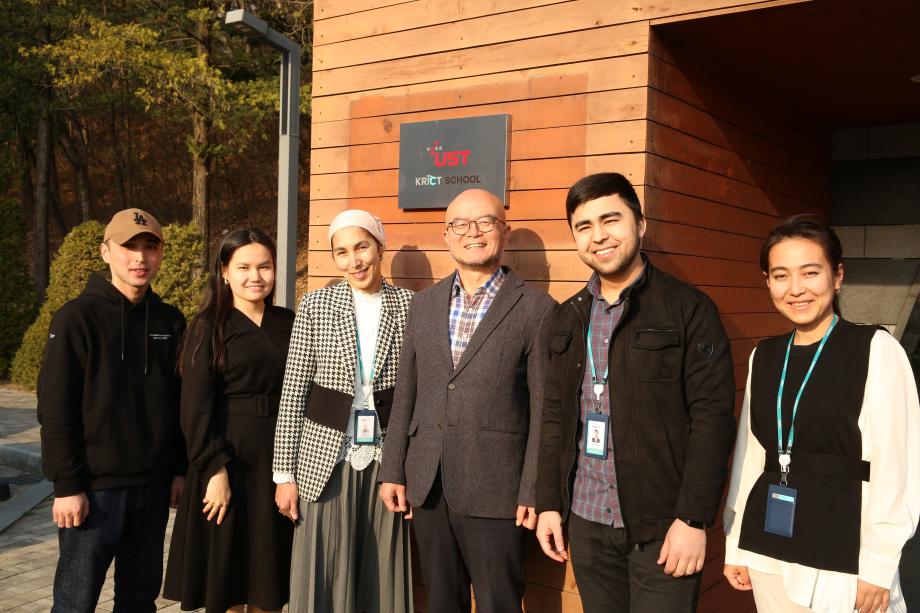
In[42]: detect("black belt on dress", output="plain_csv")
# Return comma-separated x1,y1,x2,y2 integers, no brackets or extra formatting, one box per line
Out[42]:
226,393,279,417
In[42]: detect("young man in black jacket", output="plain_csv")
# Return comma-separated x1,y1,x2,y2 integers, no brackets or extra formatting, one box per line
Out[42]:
38,208,186,612
535,173,736,612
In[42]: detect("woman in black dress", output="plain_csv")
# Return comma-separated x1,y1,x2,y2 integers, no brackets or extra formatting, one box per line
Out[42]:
164,228,294,612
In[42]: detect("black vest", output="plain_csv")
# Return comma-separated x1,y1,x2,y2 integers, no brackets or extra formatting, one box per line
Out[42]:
738,319,879,573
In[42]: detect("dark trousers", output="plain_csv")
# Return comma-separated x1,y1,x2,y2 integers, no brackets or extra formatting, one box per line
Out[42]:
52,482,171,613
410,473,525,613
568,513,701,613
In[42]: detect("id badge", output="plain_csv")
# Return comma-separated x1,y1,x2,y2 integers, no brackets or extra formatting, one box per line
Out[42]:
764,483,797,538
354,410,377,445
584,413,609,460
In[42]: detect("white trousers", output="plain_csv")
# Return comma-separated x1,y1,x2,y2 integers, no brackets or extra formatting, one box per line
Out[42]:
749,568,814,613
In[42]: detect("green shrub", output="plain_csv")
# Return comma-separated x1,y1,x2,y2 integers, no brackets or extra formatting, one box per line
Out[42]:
153,223,206,319
0,199,38,378
10,221,205,389
10,221,107,389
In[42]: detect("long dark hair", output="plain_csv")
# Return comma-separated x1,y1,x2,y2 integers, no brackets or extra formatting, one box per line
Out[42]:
179,228,277,374
760,214,843,315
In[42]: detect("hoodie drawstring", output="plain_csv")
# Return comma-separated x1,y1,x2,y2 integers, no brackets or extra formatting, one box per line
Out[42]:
120,301,125,362
120,295,150,375
144,300,149,375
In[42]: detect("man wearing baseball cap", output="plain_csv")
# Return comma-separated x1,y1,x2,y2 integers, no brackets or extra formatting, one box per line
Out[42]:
38,208,187,612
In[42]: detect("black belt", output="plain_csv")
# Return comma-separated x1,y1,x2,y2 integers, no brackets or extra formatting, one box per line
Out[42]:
766,451,870,481
226,393,279,417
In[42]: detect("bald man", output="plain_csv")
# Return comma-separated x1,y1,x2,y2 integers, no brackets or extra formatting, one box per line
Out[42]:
380,189,556,612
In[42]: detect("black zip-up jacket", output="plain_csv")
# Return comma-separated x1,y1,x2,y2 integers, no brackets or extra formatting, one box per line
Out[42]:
37,274,187,497
536,261,736,543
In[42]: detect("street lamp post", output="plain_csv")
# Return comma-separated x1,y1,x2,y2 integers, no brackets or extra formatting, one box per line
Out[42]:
223,9,301,309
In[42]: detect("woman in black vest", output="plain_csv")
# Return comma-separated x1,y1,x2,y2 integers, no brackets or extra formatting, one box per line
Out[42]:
723,216,920,613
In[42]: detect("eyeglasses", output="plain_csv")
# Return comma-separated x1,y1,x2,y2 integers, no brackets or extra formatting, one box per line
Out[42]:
446,215,505,236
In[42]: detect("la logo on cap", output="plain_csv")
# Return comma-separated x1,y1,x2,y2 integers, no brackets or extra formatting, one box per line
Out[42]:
133,212,148,226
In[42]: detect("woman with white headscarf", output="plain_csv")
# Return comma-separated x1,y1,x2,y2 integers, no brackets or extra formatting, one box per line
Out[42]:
273,210,414,613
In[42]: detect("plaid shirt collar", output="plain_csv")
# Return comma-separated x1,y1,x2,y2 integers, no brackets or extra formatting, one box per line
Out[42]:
451,266,506,300
585,263,647,308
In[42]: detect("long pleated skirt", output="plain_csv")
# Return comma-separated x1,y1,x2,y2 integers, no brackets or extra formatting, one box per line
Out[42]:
289,460,413,613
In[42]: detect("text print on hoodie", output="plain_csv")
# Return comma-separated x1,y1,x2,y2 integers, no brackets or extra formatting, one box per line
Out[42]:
37,273,187,497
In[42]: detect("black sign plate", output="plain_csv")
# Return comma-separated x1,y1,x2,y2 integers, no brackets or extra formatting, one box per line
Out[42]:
398,114,509,210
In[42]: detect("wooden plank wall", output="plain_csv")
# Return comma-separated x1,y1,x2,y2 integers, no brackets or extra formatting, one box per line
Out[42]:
645,23,831,613
305,1,831,612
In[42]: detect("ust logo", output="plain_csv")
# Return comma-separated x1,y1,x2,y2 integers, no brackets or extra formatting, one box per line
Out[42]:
427,140,470,167
133,212,148,226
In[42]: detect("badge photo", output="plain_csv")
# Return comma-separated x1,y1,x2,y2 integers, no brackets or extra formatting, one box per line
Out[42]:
584,413,608,460
354,410,377,445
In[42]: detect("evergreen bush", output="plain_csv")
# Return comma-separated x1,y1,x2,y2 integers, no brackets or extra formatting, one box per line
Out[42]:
10,221,107,389
153,223,206,319
0,199,38,378
10,221,205,389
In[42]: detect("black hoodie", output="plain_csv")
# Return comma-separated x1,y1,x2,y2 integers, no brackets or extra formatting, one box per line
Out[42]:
38,273,187,497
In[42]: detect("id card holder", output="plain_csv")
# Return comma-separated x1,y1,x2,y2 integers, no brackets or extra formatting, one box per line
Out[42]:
584,413,609,460
764,483,797,538
354,409,377,445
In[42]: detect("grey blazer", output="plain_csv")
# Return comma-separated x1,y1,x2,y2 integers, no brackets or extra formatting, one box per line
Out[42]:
379,268,556,519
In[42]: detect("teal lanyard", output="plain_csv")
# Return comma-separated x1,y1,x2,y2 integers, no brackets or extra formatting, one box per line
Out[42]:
586,318,608,410
775,314,838,484
354,318,376,388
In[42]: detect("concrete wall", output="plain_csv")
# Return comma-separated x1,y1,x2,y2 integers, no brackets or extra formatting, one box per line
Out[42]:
832,123,920,345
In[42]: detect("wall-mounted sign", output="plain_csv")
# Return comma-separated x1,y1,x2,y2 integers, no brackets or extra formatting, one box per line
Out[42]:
398,114,509,210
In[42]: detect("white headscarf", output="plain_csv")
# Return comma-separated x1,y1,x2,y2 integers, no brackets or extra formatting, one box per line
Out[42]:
328,209,386,249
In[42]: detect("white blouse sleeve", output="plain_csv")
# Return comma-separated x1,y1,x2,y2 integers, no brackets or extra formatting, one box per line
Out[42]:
724,349,766,564
858,330,920,588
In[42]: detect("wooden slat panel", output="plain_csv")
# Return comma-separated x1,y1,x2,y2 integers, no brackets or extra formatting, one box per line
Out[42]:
313,21,649,96
315,0,568,42
317,0,655,70
312,121,647,175
314,88,647,148
647,89,828,182
314,55,648,122
647,122,825,204
646,252,763,289
730,337,761,366
643,187,779,239
317,0,791,45
648,53,828,161
701,286,773,313
643,219,762,262
309,154,645,199
314,0,413,21
721,312,789,339
646,154,817,217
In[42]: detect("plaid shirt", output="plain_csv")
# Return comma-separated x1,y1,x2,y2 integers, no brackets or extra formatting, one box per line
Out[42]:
570,268,644,526
448,267,506,367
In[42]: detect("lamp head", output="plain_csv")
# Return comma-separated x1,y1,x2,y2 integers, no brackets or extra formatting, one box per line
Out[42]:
224,9,269,38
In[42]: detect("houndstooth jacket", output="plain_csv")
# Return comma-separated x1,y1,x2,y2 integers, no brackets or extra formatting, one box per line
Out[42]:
272,279,413,501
